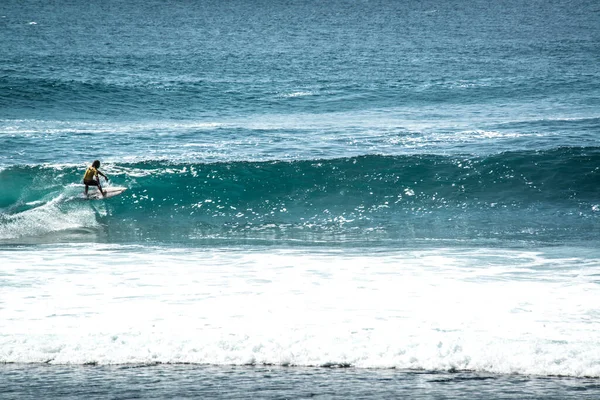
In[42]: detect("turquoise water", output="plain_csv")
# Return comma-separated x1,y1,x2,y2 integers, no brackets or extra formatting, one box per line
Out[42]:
1,0,600,397
2,150,600,245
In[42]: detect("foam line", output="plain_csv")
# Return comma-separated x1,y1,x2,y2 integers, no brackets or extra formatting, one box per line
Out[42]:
1,246,599,377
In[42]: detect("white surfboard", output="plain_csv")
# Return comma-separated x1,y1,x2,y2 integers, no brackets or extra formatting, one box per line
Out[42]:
86,187,127,200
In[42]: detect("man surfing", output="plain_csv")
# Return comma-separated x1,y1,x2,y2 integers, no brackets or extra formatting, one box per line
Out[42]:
83,160,109,197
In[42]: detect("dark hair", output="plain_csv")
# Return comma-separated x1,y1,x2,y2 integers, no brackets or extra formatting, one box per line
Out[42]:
92,160,101,168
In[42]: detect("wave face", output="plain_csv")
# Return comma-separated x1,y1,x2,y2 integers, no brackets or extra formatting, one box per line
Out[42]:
2,147,599,245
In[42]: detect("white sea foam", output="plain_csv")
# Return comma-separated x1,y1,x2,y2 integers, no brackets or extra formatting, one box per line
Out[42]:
0,195,101,240
1,246,599,377
0,119,223,136
0,112,577,168
279,91,315,98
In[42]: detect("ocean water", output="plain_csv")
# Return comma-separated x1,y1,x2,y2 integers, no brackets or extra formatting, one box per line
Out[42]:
1,0,600,398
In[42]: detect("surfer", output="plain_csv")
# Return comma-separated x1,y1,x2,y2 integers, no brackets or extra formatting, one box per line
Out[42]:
83,160,108,197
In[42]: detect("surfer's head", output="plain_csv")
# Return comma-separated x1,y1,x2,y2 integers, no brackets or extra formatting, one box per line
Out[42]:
92,160,100,168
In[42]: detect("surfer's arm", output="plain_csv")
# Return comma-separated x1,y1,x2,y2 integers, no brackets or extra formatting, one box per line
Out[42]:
98,170,109,180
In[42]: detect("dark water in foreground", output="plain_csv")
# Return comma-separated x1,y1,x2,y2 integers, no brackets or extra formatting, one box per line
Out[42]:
2,364,600,400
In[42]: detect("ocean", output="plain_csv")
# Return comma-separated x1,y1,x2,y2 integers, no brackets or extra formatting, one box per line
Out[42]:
1,0,600,398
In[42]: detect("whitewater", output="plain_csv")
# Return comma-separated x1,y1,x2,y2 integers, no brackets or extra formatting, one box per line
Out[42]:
1,0,600,398
3,245,600,376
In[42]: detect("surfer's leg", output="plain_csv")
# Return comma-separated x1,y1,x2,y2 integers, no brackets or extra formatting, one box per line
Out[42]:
97,181,106,197
84,184,89,195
